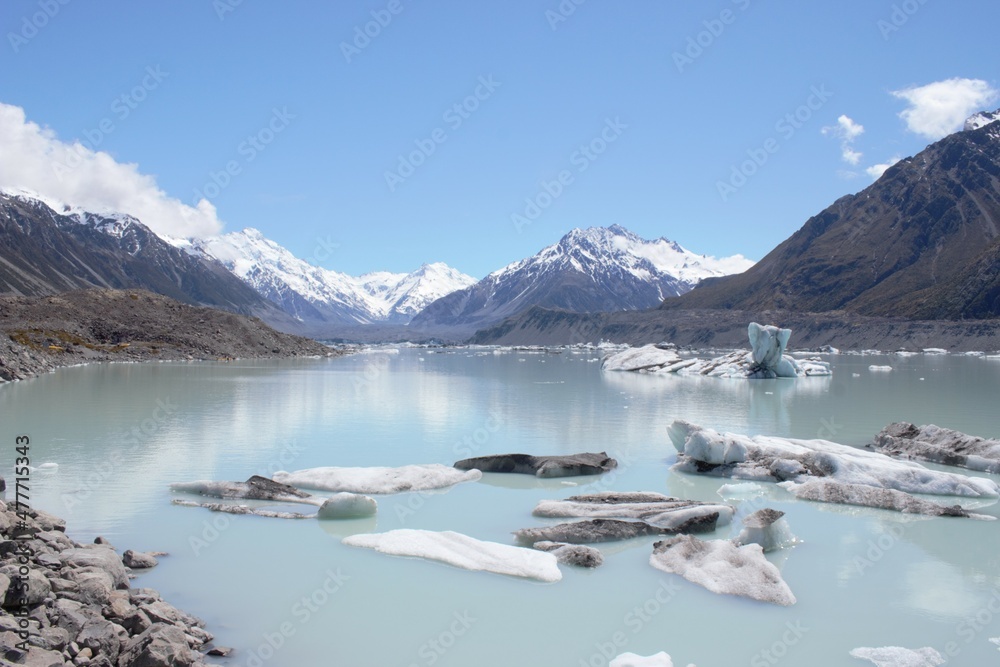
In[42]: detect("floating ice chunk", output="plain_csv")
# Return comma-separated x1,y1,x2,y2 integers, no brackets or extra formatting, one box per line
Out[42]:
602,345,682,372
601,326,830,379
532,492,734,529
273,464,482,494
780,479,995,519
342,529,562,582
317,493,378,519
734,508,798,552
747,322,798,379
991,637,1000,651
669,421,1000,497
869,365,893,372
649,535,796,606
870,422,1000,474
36,462,59,470
848,646,945,666
609,652,675,667
922,348,948,355
717,482,767,499
667,421,747,465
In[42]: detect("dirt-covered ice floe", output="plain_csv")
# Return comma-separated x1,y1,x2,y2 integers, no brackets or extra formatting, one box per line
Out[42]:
602,323,830,378
272,464,482,494
170,476,379,519
780,479,995,520
869,422,1000,474
514,516,720,546
170,475,323,506
453,452,616,478
649,535,796,606
531,491,734,529
848,646,945,666
668,420,1000,498
531,541,604,568
342,529,562,582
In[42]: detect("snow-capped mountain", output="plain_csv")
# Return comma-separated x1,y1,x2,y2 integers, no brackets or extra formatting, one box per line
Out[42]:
0,190,296,326
963,107,1000,132
194,229,476,326
409,225,753,333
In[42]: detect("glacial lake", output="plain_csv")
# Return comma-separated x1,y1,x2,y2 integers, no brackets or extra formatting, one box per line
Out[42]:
4,348,1000,666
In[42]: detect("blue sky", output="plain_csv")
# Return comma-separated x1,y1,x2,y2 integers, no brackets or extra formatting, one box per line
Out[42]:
1,0,997,278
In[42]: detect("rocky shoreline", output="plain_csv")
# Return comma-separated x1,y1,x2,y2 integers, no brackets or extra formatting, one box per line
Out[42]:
1,499,222,666
0,289,340,383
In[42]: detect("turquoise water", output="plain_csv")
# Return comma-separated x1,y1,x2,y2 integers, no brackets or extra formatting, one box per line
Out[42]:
3,349,1000,666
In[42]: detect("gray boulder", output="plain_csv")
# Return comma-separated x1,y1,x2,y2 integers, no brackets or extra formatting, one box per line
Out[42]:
118,624,198,667
123,550,159,569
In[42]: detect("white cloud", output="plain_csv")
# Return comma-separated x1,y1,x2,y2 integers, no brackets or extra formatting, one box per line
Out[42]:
0,102,222,239
822,114,865,164
891,78,999,140
866,156,901,180
842,147,863,166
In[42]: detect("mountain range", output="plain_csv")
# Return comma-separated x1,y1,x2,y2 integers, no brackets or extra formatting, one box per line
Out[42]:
0,187,751,339
3,108,998,346
193,229,476,326
410,225,753,334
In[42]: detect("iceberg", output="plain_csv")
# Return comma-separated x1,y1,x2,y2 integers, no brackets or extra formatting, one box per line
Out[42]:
668,420,1000,498
531,492,734,529
601,345,686,372
317,493,378,519
272,464,482,494
453,452,617,478
342,529,562,582
779,479,994,520
601,323,830,379
848,646,945,666
870,422,1000,474
649,535,796,606
609,652,676,667
734,508,798,552
747,322,798,378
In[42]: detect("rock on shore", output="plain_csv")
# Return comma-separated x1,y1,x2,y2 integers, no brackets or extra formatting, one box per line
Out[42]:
0,499,218,666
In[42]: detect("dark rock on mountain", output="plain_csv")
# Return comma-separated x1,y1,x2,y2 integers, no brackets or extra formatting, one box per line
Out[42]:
453,452,617,478
659,113,1000,319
